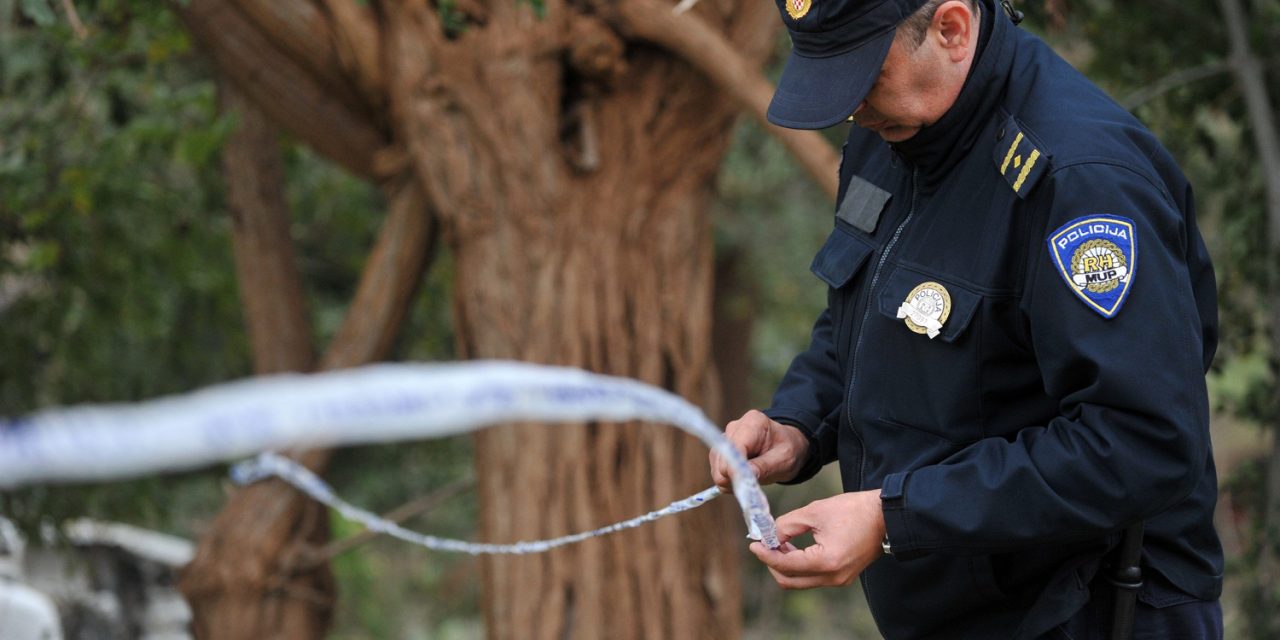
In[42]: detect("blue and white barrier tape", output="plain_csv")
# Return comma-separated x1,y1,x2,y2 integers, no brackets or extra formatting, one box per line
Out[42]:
233,452,725,555
0,362,779,549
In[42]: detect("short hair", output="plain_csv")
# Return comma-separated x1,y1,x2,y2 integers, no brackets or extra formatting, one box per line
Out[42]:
898,0,979,48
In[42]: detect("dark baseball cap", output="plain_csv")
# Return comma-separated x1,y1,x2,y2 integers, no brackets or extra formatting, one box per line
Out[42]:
768,0,929,129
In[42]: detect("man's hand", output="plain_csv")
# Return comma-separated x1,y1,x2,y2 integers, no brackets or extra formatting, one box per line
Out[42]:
749,490,886,589
709,410,810,492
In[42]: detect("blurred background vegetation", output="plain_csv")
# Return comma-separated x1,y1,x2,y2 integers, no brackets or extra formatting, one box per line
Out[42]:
0,0,1276,637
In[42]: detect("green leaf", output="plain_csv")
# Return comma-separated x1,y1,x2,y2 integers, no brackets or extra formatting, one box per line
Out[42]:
19,0,55,26
25,240,60,271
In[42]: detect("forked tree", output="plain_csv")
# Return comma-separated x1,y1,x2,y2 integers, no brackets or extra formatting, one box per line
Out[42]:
173,0,836,638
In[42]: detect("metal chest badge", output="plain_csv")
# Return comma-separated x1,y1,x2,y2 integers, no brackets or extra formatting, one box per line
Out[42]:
786,0,812,20
1047,215,1138,318
897,282,951,339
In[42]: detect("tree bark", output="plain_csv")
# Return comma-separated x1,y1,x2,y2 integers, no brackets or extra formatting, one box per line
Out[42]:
179,81,333,640
178,82,437,639
177,0,829,636
220,82,316,375
610,0,839,199
321,175,438,371
379,0,778,635
178,0,392,182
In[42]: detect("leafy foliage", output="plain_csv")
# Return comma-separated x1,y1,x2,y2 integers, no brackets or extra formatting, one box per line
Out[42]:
0,0,244,532
0,1,243,413
0,3,469,634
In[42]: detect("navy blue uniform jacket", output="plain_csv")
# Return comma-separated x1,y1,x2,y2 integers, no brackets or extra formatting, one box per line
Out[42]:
764,5,1223,639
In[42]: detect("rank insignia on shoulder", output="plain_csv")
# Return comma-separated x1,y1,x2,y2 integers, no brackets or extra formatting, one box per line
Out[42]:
992,117,1049,198
1047,215,1137,319
897,282,951,339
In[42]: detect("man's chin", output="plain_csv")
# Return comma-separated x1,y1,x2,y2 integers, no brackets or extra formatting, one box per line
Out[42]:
877,126,921,143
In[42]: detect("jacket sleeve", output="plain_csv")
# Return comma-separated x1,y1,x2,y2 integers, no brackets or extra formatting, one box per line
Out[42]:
764,308,843,485
880,162,1213,556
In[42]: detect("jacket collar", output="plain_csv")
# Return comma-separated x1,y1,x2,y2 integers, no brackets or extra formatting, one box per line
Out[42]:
891,0,1012,189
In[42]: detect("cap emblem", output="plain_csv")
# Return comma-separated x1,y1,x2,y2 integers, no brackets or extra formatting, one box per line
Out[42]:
786,0,812,20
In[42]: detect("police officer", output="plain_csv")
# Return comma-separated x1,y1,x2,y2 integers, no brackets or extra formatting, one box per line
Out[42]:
709,0,1224,637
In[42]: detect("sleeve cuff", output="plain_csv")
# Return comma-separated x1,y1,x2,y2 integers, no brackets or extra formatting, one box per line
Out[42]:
881,471,925,560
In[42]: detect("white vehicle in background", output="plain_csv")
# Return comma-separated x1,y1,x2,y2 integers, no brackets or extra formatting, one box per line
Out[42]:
0,517,193,639
0,517,61,639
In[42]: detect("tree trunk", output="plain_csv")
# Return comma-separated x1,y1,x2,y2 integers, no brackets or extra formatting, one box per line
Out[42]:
178,74,436,639
178,81,334,640
220,82,316,376
380,0,778,634
176,0,824,636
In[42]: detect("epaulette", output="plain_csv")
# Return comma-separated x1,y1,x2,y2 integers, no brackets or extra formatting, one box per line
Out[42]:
992,115,1051,198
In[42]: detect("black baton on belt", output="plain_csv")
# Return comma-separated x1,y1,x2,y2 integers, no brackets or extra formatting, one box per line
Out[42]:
1107,521,1145,640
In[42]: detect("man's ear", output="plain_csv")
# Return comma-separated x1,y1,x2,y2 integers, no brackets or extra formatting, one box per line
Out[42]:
931,0,976,62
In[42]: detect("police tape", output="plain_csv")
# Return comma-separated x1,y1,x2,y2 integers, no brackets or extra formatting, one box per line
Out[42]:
0,361,779,550
233,452,726,555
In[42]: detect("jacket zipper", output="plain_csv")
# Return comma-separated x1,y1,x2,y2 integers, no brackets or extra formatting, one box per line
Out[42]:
846,166,918,630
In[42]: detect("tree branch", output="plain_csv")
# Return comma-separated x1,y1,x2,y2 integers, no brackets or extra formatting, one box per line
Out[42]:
321,0,388,110
1120,60,1232,111
181,77,335,639
226,0,384,119
268,177,437,545
59,0,88,39
610,0,840,201
308,476,476,565
1219,0,1280,250
220,80,316,374
178,0,391,181
321,176,439,371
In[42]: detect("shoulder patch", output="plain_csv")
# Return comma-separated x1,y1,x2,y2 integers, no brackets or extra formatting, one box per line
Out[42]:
1046,215,1138,319
992,116,1050,198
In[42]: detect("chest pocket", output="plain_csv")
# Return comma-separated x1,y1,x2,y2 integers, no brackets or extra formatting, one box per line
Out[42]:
871,265,986,444
811,225,874,287
811,225,876,361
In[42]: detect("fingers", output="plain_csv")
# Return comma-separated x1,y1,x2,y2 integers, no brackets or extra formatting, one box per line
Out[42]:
749,542,855,589
750,541,827,576
757,508,826,575
709,411,811,489
726,410,773,453
766,567,849,590
708,440,749,491
709,410,772,491
750,445,800,484
747,494,885,590
768,504,819,540
709,452,733,491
